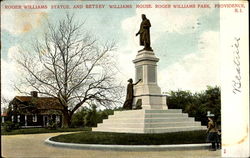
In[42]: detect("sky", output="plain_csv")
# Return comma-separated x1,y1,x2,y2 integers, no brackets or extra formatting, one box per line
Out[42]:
1,1,220,102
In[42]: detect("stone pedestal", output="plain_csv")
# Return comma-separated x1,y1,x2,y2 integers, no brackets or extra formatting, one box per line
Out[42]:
132,50,167,110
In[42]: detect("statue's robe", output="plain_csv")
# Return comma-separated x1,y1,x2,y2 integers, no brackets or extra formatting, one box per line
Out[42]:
123,83,134,109
138,19,151,47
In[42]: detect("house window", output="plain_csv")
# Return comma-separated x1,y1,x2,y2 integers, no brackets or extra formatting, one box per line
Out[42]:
32,115,37,122
17,115,20,122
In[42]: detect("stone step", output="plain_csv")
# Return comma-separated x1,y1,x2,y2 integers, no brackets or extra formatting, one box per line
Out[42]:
102,117,195,124
114,110,144,115
92,126,207,133
144,126,207,133
92,127,144,133
145,122,202,128
97,123,144,128
148,105,167,109
103,118,145,124
108,113,189,119
113,109,183,115
145,109,182,113
144,117,194,123
145,113,188,118
97,122,202,128
109,112,144,118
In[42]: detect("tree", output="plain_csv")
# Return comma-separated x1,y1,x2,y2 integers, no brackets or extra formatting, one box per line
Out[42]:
199,86,221,124
167,90,194,109
1,96,11,110
14,14,123,127
167,86,221,126
1,96,11,119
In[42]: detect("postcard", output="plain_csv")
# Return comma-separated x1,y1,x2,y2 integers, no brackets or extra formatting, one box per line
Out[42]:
1,0,249,158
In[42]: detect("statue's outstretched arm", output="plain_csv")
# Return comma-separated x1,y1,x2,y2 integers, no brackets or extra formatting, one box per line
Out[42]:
136,31,140,36
134,79,142,85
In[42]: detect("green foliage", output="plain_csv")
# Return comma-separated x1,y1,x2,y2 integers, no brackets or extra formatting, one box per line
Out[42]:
85,105,98,127
71,107,88,128
167,86,221,126
168,90,194,109
71,106,116,128
47,119,58,130
2,121,20,132
50,130,207,145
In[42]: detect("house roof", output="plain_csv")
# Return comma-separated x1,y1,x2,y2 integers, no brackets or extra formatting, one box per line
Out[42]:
13,96,63,110
1,112,7,117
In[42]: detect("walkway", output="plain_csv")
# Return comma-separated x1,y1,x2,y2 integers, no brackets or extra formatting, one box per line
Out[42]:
2,132,221,158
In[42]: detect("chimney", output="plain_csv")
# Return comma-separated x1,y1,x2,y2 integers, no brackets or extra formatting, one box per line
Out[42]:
31,91,38,97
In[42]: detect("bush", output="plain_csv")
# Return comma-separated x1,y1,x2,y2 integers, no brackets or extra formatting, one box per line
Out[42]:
85,107,98,127
47,119,58,130
71,108,88,128
3,121,20,132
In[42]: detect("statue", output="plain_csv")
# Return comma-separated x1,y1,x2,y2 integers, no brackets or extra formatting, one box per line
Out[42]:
123,78,141,110
136,14,152,51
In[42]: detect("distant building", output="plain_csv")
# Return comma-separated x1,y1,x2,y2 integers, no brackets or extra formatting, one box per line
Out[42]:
7,91,63,128
1,112,8,123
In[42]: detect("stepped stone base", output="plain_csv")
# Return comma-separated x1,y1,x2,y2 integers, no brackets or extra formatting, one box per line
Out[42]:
92,109,206,133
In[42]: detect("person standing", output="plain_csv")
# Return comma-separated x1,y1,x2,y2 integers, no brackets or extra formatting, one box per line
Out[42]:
206,112,219,151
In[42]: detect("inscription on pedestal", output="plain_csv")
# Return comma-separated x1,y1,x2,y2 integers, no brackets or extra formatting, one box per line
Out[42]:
136,66,143,82
148,65,156,82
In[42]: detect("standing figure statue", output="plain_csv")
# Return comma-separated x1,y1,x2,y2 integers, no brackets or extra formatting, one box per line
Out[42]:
123,78,141,110
136,14,152,51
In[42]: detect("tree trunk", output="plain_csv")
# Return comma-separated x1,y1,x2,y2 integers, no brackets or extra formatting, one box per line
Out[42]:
62,109,72,128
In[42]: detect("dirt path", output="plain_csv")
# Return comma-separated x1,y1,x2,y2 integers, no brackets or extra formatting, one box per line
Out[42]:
2,132,221,158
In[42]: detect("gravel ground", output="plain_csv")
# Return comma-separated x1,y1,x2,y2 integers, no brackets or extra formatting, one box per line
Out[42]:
1,132,221,158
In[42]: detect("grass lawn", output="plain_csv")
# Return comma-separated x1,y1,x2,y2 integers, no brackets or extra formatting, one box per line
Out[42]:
50,130,207,145
1,127,91,135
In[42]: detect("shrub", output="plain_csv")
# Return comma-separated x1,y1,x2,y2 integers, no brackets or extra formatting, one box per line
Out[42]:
3,121,17,132
47,119,57,130
71,108,88,128
85,108,98,127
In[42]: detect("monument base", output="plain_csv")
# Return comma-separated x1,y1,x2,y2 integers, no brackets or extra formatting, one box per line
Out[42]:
132,50,168,110
133,95,167,110
92,109,206,133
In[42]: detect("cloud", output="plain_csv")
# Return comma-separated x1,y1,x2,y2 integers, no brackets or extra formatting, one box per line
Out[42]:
1,45,26,102
115,49,135,85
158,31,220,92
1,59,18,100
1,3,48,35
122,1,215,44
7,45,20,59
